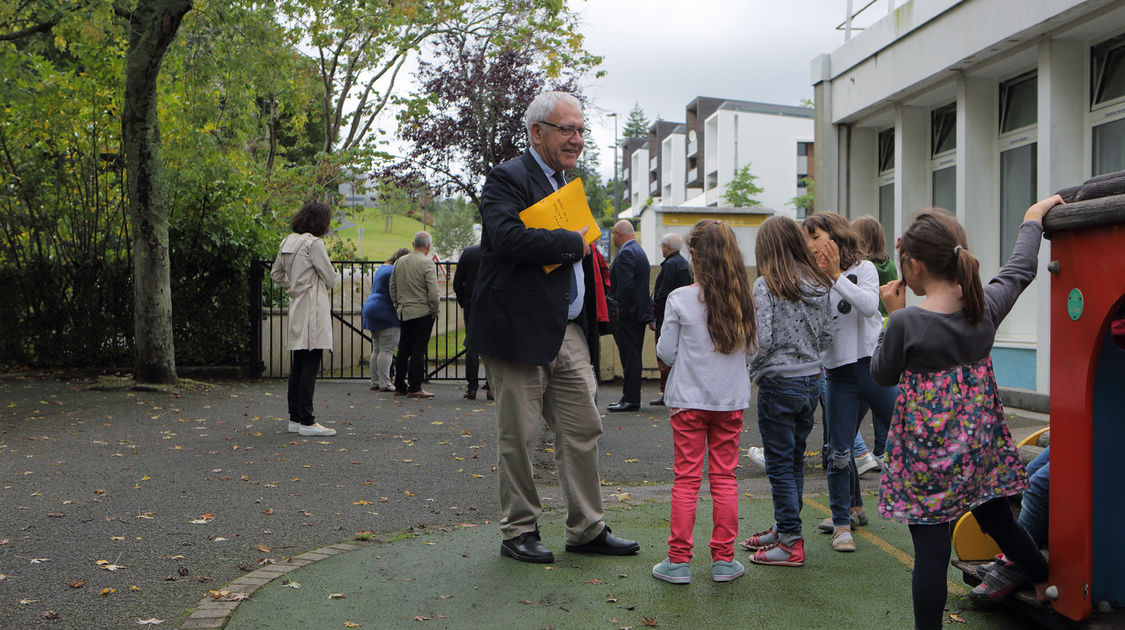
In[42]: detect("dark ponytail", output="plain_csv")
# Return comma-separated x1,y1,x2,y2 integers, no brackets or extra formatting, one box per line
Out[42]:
899,209,986,325
953,246,985,325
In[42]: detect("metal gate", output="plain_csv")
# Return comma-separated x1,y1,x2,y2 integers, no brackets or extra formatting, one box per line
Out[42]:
250,259,468,381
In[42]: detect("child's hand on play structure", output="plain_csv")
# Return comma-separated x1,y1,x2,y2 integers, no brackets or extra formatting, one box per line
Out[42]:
1024,194,1064,224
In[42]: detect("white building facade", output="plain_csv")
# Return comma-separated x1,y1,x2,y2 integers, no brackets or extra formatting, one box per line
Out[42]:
812,0,1125,397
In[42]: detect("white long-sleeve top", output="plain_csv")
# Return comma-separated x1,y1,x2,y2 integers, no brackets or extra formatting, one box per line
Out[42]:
821,259,882,369
656,284,752,412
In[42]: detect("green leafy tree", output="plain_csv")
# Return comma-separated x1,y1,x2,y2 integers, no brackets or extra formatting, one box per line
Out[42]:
790,176,815,216
723,163,764,208
570,137,610,218
622,103,650,138
431,197,478,258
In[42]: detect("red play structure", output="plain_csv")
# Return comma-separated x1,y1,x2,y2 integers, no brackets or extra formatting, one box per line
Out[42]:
1042,172,1125,624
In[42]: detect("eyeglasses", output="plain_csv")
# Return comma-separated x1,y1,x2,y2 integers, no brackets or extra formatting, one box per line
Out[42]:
837,274,859,314
537,120,591,138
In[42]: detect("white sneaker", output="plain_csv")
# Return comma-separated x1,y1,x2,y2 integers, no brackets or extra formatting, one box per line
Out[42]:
856,451,881,475
747,446,766,469
298,423,336,437
832,527,856,552
287,421,300,433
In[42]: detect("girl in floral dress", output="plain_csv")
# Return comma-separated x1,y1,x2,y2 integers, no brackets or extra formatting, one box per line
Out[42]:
871,195,1063,630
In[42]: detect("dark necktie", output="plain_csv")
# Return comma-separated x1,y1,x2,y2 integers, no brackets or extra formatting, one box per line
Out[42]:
552,171,578,310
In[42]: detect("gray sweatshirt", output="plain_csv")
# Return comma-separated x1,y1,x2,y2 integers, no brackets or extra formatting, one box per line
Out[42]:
870,220,1043,386
749,276,835,383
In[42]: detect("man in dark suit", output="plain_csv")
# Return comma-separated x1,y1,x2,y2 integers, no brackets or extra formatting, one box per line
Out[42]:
607,220,653,412
649,232,693,406
469,91,639,564
452,243,490,400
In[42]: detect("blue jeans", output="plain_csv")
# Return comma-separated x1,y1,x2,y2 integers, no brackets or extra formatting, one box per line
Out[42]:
758,374,823,536
1020,446,1050,549
826,357,897,527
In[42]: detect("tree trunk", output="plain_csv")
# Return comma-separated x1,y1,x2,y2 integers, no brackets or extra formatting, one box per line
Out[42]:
122,0,193,385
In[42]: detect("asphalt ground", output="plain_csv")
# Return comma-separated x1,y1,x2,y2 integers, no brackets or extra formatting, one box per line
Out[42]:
0,373,1048,629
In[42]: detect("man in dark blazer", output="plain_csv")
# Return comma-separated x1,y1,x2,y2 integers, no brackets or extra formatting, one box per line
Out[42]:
452,243,490,400
469,91,639,564
607,220,653,412
649,232,693,406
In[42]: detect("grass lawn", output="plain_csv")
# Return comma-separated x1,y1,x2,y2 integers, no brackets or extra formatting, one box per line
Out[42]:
332,208,426,261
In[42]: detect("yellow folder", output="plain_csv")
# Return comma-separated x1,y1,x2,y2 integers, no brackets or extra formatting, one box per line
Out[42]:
518,177,602,273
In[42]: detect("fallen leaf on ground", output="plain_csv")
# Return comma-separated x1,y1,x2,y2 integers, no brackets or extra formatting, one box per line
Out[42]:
329,592,346,599
949,613,966,624
344,623,361,628
587,578,604,584
257,543,271,553
20,598,39,604
413,616,431,622
642,617,657,627
69,581,86,588
99,587,116,596
135,619,165,625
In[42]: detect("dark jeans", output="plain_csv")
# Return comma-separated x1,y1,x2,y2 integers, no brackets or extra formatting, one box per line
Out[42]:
757,374,823,536
909,498,1047,630
826,357,897,526
613,320,644,404
395,314,434,393
287,349,322,426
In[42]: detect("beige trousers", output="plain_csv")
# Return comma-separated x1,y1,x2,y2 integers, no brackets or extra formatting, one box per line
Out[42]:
483,323,605,545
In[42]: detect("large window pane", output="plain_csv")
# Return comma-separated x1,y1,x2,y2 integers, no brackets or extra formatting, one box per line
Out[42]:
1092,34,1125,106
1093,118,1125,175
1000,144,1037,263
878,129,895,173
1000,74,1038,133
879,183,895,253
931,104,956,156
932,166,956,212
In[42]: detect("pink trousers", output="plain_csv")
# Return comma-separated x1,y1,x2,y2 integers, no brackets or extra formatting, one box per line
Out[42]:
667,408,743,563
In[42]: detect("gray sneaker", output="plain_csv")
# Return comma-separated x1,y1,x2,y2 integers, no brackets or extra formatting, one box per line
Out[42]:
711,559,745,582
652,558,691,584
817,508,867,533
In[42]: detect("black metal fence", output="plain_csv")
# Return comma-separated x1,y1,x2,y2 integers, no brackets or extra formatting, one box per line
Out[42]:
250,259,469,381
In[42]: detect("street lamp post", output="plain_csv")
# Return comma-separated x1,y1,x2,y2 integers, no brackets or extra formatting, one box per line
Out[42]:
608,112,620,221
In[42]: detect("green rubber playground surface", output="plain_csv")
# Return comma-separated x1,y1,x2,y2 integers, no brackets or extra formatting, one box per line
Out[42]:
225,495,1028,629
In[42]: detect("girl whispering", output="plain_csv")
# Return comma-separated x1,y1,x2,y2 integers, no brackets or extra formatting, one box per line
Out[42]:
652,219,755,584
740,216,834,567
872,196,1062,630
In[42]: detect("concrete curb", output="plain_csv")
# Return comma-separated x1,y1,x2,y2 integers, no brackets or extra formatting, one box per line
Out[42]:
177,543,363,629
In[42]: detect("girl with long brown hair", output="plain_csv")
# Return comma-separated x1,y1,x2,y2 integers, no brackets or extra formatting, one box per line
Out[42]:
740,216,834,567
652,219,754,584
803,211,897,553
871,195,1062,629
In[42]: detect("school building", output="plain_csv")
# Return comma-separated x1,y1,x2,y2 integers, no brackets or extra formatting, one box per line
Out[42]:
811,0,1125,401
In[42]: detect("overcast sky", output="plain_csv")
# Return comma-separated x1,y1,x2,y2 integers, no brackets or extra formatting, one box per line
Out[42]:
573,0,893,179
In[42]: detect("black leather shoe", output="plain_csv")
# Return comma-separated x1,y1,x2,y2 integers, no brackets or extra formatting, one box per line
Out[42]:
607,401,640,412
649,397,665,406
566,526,639,555
500,530,554,563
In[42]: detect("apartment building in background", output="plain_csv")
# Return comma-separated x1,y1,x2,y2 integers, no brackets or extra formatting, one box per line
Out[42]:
811,0,1125,397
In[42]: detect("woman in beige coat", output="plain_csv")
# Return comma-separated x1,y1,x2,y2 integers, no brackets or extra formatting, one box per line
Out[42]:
271,201,341,437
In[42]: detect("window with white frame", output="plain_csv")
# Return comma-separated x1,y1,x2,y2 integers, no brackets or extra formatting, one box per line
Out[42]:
1091,33,1125,176
877,128,895,247
930,103,956,212
998,72,1037,264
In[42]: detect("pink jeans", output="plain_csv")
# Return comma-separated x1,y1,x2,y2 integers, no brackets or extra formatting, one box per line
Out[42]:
668,408,743,563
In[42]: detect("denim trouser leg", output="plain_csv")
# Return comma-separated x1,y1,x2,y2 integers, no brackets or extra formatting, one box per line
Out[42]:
826,357,898,527
1019,446,1050,549
758,375,821,536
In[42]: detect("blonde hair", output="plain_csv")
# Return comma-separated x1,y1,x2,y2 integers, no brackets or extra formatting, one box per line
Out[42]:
687,220,756,354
